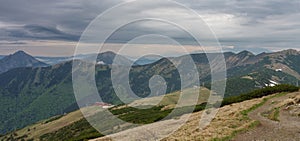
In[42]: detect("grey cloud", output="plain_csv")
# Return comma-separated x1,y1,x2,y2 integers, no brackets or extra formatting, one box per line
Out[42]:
0,41,27,45
0,0,122,34
1,24,80,41
0,0,299,53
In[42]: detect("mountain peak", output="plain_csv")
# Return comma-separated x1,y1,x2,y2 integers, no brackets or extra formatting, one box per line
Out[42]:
237,50,254,56
99,51,117,56
278,49,300,55
97,51,133,65
4,50,36,61
14,50,27,54
11,50,32,57
0,50,47,74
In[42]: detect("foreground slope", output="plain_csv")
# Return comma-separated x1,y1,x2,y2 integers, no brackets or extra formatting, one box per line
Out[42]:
2,85,298,141
0,88,210,141
233,92,300,140
93,89,300,141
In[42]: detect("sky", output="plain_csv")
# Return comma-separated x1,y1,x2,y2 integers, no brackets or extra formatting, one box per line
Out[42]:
0,0,299,57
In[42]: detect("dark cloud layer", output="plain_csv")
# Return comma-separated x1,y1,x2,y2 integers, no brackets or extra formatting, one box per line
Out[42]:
0,0,299,54
0,24,80,41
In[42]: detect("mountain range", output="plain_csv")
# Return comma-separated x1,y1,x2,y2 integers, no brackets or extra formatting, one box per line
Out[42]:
0,49,300,134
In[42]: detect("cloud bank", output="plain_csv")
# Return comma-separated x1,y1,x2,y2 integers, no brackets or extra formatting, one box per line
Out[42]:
0,0,299,56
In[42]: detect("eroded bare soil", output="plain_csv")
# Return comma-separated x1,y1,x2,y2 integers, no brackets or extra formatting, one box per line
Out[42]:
233,92,300,141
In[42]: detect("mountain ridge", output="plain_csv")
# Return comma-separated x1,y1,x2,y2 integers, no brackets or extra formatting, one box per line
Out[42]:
0,49,300,134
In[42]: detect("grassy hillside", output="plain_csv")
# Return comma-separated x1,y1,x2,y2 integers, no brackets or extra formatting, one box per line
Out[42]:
2,85,298,141
128,87,210,109
0,88,210,140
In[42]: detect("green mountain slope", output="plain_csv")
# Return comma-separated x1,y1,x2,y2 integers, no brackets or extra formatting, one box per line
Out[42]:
0,59,182,134
1,49,300,134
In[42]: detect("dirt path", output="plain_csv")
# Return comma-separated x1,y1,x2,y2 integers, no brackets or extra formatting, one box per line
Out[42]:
91,92,300,141
233,92,300,141
90,95,266,141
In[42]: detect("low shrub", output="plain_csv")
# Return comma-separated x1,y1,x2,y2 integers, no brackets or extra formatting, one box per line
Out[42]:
221,84,299,106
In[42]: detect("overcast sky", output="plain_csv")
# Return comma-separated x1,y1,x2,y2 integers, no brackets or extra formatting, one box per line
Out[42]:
0,0,299,56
